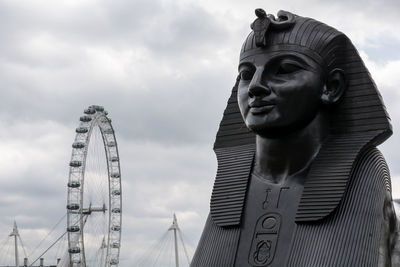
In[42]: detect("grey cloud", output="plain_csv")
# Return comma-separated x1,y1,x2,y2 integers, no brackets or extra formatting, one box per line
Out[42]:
0,0,228,56
0,0,235,147
0,56,236,146
362,38,400,63
324,0,400,14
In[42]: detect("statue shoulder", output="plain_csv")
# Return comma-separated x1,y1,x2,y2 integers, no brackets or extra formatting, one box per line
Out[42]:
353,147,398,266
351,146,391,193
191,214,240,267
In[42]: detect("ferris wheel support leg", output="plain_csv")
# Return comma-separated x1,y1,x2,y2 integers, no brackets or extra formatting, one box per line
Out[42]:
174,228,179,267
9,221,19,267
14,233,19,267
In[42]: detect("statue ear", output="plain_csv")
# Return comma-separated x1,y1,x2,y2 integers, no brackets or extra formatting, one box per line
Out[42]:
321,68,346,104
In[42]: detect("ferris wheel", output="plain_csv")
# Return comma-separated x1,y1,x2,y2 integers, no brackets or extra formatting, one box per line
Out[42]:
66,105,122,267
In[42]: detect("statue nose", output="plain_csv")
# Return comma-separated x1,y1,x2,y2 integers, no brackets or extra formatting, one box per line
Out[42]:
248,69,271,97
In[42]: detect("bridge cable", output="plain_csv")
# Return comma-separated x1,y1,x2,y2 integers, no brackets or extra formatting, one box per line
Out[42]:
29,231,67,267
27,212,67,258
178,229,191,265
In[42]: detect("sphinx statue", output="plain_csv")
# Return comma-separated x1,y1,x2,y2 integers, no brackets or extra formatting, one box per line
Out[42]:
191,9,398,267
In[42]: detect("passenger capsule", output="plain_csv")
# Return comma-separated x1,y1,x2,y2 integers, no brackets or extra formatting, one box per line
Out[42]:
69,161,82,167
91,105,104,112
112,190,121,196
80,115,92,122
110,259,119,265
67,203,80,210
75,127,88,133
111,173,120,179
67,226,80,232
72,142,85,149
68,247,81,254
112,208,121,213
103,128,113,134
111,225,121,231
111,242,120,248
110,156,119,162
68,181,81,188
84,108,95,115
108,141,116,147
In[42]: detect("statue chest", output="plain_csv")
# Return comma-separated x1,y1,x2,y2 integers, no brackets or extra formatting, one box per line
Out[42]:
235,172,305,267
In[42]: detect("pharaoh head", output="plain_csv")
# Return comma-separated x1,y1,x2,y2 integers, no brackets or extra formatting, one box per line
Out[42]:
237,10,350,137
234,9,392,140
211,10,392,225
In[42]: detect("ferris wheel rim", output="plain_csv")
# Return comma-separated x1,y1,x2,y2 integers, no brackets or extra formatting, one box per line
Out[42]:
66,105,122,267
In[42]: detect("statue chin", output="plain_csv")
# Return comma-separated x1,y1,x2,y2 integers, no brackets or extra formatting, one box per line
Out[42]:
247,124,301,139
191,9,397,267
245,113,322,140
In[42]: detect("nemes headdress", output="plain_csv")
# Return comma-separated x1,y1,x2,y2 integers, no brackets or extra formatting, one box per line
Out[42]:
210,9,392,227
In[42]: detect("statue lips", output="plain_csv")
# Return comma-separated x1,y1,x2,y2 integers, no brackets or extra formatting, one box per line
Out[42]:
249,100,275,115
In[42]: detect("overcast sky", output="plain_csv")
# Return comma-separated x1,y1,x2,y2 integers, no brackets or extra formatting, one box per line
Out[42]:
0,0,399,266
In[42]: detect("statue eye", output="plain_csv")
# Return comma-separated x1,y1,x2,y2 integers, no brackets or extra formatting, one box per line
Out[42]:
276,62,303,75
240,69,254,81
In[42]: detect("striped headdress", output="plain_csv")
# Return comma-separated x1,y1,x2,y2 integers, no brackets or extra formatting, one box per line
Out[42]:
210,10,392,227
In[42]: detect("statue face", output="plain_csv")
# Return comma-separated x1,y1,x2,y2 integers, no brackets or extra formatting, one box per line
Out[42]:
237,51,325,136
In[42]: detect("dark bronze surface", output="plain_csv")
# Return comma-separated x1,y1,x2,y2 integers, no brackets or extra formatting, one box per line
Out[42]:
192,9,398,267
